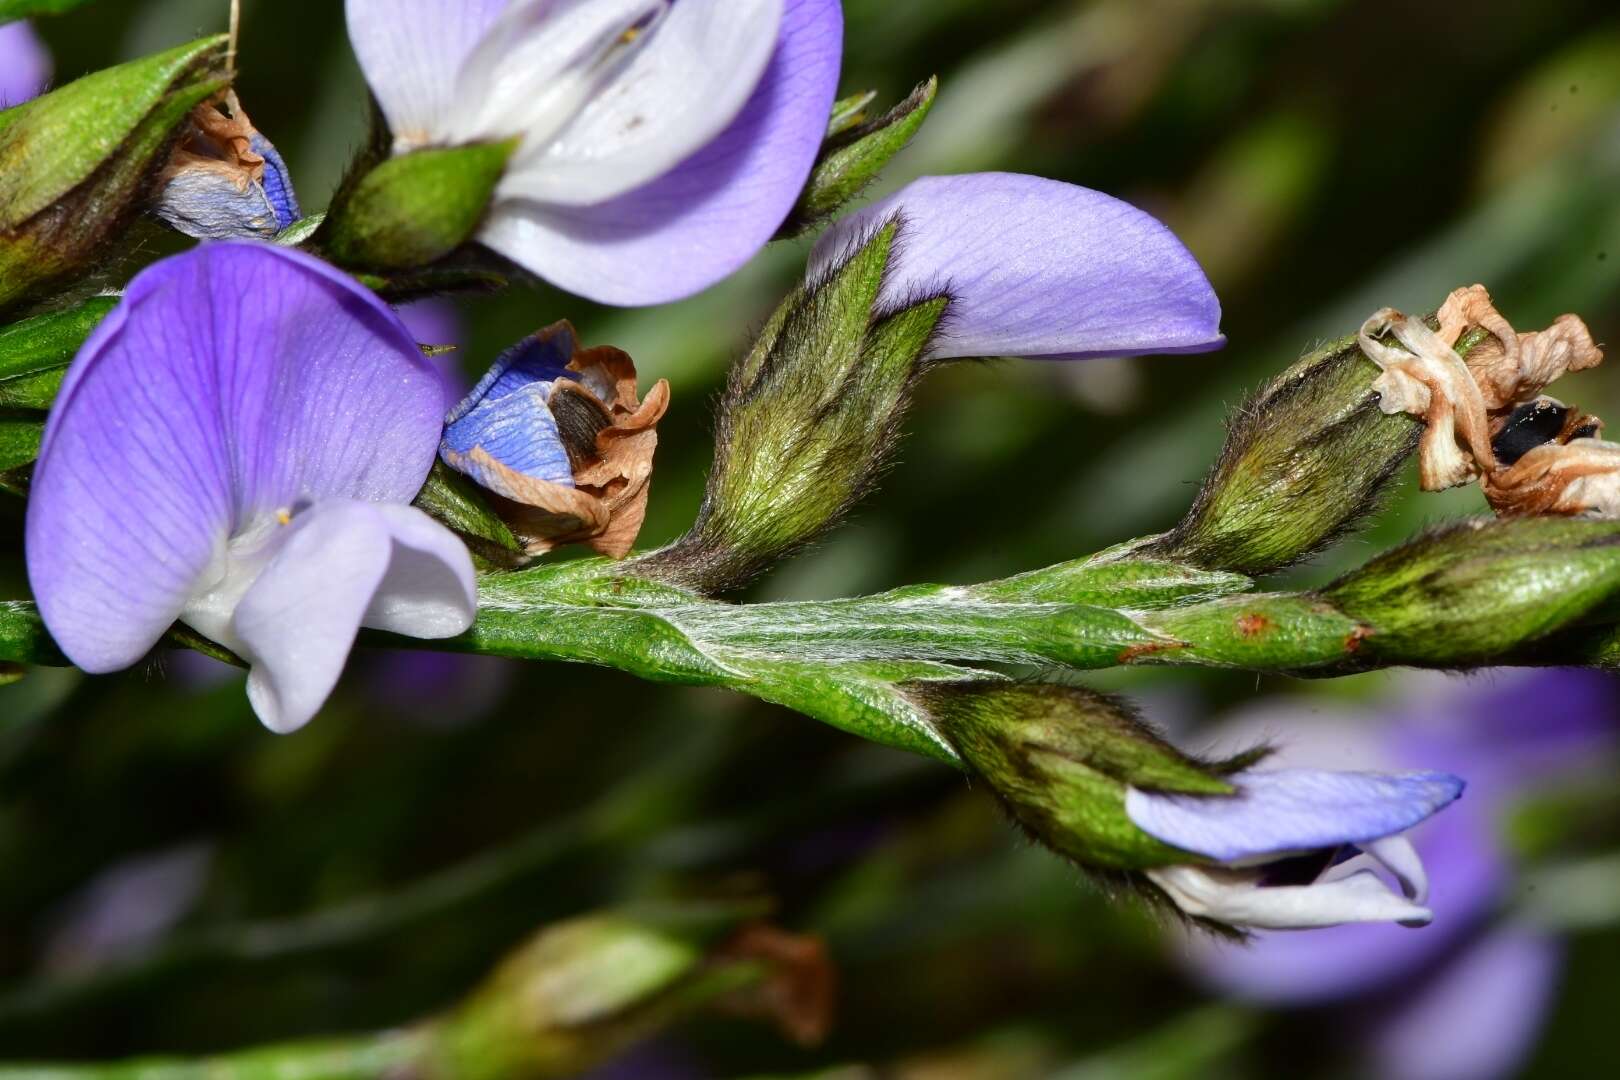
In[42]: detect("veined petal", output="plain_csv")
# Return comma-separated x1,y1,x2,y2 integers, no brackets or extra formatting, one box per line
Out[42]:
480,0,842,306
1126,768,1465,863
808,173,1225,360
1,20,51,106
446,0,670,151
345,0,508,149
26,242,440,673
496,0,782,206
1147,864,1435,931
233,500,475,734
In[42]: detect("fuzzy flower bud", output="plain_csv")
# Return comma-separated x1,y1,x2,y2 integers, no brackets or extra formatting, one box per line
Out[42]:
911,682,1463,931
0,35,229,312
1153,332,1423,576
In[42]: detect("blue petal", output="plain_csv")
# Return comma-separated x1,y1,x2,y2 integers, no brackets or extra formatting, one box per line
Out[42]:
151,165,282,240
446,325,577,425
1125,768,1465,864
441,382,575,492
250,133,302,230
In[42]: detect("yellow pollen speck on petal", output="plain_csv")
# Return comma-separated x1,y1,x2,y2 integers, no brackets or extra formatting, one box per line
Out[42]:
275,509,292,526
619,26,642,44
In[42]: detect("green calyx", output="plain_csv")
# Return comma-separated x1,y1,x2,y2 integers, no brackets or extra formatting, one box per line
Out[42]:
778,78,938,238
637,221,945,593
911,681,1235,871
1151,330,1422,576
322,139,517,271
1325,516,1620,666
0,35,229,313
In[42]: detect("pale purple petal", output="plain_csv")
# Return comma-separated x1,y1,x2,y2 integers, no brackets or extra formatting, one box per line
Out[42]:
809,173,1225,361
1370,926,1562,1080
493,0,783,206
480,0,843,306
1127,768,1465,863
1182,799,1508,1003
1,20,51,105
234,500,475,734
345,0,508,147
26,242,441,673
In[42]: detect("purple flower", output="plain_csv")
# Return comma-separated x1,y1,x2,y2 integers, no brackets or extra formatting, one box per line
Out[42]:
0,20,51,105
1128,768,1463,929
25,242,477,734
810,173,1225,360
346,0,843,306
1178,670,1618,1080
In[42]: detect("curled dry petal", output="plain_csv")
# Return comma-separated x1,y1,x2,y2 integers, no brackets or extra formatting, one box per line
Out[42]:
1362,284,1616,516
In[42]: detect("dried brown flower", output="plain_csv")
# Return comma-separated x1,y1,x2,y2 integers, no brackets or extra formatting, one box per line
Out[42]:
453,325,670,559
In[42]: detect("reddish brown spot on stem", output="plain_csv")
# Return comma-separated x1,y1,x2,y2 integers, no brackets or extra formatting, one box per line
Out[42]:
1235,612,1271,638
1117,640,1189,664
1345,624,1373,653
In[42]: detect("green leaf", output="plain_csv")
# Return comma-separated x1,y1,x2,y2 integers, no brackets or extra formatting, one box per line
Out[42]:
776,77,938,238
322,140,516,271
0,414,42,472
972,552,1253,609
0,295,116,409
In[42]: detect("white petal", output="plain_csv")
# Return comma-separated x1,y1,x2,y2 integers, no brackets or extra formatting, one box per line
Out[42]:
497,0,784,206
346,0,510,150
360,503,479,638
1147,864,1435,931
445,0,668,148
230,500,476,735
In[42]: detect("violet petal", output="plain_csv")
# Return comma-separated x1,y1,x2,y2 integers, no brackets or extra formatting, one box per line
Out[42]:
0,20,50,106
809,172,1225,360
479,0,843,306
1126,768,1464,864
26,242,442,673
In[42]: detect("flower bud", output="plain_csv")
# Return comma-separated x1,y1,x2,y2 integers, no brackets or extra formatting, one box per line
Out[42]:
0,35,229,311
1325,515,1620,666
911,681,1236,870
322,141,515,271
1152,331,1422,575
637,219,944,591
911,681,1463,932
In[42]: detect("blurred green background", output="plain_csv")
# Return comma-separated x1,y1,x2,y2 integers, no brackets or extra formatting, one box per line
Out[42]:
5,0,1620,1075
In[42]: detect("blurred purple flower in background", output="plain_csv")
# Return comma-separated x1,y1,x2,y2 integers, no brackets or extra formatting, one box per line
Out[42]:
0,20,51,105
346,0,843,306
1178,669,1619,1080
811,173,1226,359
26,243,478,734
